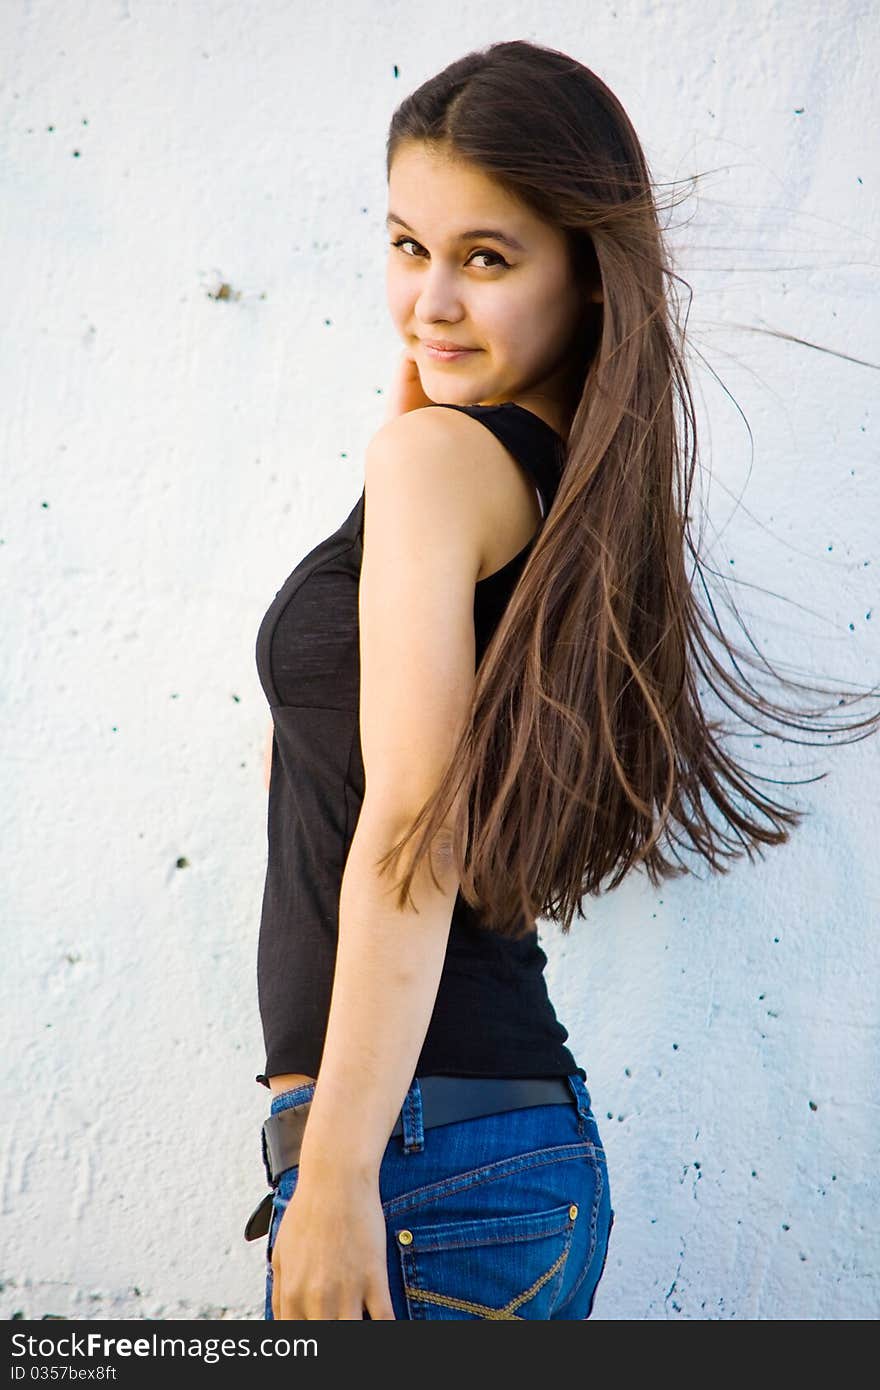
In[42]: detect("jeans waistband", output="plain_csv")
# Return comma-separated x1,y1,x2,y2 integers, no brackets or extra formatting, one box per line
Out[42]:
244,1072,592,1242
262,1073,592,1184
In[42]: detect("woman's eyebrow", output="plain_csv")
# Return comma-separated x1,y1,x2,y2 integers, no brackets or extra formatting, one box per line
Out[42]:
385,212,525,253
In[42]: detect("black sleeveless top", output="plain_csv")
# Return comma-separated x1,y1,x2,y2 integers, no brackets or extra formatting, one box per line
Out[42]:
254,401,585,1086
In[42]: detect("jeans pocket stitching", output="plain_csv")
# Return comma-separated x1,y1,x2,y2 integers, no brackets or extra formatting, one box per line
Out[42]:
584,1207,614,1319
559,1154,606,1311
399,1210,576,1320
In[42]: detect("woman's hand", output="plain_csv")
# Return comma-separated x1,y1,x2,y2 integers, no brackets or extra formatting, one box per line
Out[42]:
271,1168,396,1320
382,346,436,423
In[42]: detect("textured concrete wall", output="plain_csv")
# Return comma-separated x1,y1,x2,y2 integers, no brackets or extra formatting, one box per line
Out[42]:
2,0,877,1320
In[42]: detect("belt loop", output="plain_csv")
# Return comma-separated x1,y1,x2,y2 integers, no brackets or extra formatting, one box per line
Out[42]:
260,1121,275,1188
565,1073,592,1138
401,1077,424,1154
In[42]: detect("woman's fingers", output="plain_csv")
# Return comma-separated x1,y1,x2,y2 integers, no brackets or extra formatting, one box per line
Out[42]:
272,1263,395,1319
382,347,435,422
363,1265,395,1319
364,1295,396,1319
276,1289,386,1320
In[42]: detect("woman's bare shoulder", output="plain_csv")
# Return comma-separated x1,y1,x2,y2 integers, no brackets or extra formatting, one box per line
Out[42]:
366,406,542,583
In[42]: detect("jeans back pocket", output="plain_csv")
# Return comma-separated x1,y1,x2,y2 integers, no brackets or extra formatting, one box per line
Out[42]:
394,1199,579,1320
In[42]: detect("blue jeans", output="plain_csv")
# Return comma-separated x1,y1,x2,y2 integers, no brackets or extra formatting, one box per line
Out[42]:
262,1072,614,1320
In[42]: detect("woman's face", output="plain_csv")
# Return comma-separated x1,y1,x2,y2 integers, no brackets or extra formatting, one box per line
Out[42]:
385,142,593,424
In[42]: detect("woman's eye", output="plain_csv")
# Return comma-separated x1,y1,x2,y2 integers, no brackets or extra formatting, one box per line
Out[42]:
390,237,424,258
469,249,507,269
389,237,508,269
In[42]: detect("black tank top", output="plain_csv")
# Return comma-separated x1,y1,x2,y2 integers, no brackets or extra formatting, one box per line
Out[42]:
254,401,585,1086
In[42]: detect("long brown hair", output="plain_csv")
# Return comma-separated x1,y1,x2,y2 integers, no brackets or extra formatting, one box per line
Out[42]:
374,38,880,938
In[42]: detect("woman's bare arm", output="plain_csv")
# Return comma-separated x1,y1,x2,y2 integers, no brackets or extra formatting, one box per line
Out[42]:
297,407,487,1171
268,407,493,1317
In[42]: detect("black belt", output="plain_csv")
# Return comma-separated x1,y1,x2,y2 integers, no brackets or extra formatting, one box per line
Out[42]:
244,1075,575,1242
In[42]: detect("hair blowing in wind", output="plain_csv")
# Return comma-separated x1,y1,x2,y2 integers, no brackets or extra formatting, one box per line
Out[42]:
373,38,880,939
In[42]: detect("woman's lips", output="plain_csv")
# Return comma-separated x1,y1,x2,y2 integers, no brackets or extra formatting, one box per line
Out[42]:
420,343,481,363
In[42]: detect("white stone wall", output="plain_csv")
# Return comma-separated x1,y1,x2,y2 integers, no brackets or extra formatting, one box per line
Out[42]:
1,0,877,1320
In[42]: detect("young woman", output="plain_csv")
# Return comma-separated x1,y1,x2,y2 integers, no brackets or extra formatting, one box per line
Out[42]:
245,40,880,1320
